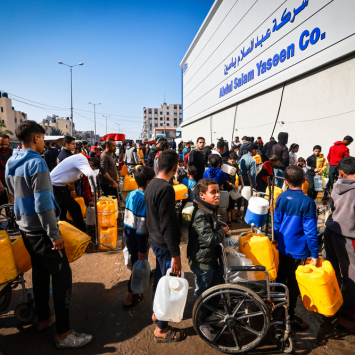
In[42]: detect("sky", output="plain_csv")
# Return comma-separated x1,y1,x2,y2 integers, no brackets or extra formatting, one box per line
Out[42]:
1,0,214,140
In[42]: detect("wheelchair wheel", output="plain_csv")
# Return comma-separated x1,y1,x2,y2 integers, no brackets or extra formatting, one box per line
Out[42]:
270,325,294,353
192,284,269,354
14,302,36,324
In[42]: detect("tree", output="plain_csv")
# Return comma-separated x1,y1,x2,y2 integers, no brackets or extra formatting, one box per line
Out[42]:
50,128,64,136
0,122,14,136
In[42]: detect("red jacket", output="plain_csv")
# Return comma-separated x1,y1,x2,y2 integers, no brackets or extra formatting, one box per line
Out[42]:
327,141,349,166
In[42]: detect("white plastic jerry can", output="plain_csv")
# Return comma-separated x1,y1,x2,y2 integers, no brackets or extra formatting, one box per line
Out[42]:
153,269,189,322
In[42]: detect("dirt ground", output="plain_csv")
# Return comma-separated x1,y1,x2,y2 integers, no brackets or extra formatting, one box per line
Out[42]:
1,201,355,355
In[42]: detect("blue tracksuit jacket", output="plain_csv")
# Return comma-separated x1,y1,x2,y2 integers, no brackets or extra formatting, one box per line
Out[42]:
274,189,318,259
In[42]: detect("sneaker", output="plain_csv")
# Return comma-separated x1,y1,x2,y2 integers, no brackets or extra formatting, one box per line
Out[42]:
55,330,93,349
200,325,217,341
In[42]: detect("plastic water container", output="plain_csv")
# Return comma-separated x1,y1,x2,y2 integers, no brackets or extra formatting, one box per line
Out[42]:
239,234,279,281
296,260,343,316
67,197,86,221
98,223,118,250
229,187,242,200
223,232,239,248
182,202,194,221
253,154,262,165
173,184,188,200
265,186,284,211
86,206,96,225
314,175,324,192
0,231,17,284
123,175,138,191
244,197,269,227
153,269,189,322
131,259,151,294
99,196,118,219
120,165,129,176
58,221,91,263
221,164,237,176
241,187,253,201
12,236,32,274
227,250,256,282
97,200,116,227
219,191,229,208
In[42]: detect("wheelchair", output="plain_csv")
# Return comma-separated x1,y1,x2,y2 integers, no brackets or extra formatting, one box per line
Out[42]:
192,243,293,354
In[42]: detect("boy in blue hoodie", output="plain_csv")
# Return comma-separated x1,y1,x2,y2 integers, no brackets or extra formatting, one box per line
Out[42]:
274,165,319,331
5,121,92,349
123,165,155,309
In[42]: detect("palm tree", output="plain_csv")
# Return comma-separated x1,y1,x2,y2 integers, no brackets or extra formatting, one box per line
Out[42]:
0,122,14,136
50,128,65,136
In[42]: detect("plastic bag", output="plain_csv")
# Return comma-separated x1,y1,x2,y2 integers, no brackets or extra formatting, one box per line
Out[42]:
123,246,132,270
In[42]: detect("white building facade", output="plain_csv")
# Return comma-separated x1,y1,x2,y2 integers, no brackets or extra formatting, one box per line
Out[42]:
180,0,355,158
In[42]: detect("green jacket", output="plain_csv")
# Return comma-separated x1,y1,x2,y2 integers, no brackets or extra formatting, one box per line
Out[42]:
187,198,225,270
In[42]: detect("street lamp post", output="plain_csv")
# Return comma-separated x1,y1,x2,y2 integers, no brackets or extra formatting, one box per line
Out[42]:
88,102,101,141
116,123,121,133
58,61,84,136
102,115,110,135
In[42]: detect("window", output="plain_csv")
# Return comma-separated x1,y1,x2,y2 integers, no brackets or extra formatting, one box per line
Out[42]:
15,118,17,123
166,117,169,121
66,125,67,128
167,123,170,126
166,112,169,115
174,112,177,115
174,105,177,109
148,109,152,114
155,123,158,127
160,117,163,121
20,119,22,123
160,123,163,126
149,124,152,130
0,107,3,112
154,109,158,113
160,111,163,115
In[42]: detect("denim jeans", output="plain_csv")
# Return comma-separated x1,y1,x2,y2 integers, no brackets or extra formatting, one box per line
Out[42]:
190,268,220,300
274,169,285,189
324,165,338,197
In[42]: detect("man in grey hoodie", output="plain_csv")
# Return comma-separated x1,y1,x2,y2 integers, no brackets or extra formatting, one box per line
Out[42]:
324,157,355,334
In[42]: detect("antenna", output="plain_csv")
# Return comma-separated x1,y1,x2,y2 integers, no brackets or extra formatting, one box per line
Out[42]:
163,91,166,105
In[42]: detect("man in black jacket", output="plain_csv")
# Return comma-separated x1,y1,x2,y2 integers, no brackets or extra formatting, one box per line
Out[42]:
145,149,185,343
238,136,251,160
218,137,229,162
147,137,167,168
262,137,277,162
306,145,323,200
188,137,206,182
202,143,213,166
271,132,289,188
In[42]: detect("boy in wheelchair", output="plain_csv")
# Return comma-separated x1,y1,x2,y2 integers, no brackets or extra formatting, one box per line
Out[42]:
274,165,319,331
187,178,229,300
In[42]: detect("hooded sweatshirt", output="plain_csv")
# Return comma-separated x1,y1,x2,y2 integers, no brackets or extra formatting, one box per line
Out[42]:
125,145,139,166
272,132,289,170
147,144,158,168
326,178,355,239
5,149,60,241
327,141,350,166
188,147,205,182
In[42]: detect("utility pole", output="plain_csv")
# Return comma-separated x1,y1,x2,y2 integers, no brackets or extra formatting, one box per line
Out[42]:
102,115,110,135
88,102,101,141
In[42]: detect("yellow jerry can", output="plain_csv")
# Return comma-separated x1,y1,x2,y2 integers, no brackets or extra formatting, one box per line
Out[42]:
12,236,32,274
98,223,118,250
58,221,91,263
173,184,188,200
239,234,279,281
67,197,86,221
99,196,118,219
97,200,117,227
0,231,18,284
296,260,343,317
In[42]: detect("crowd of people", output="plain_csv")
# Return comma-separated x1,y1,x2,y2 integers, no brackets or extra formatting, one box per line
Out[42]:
2,121,355,348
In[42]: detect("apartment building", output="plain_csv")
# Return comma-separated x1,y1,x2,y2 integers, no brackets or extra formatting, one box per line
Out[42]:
0,92,27,138
76,130,101,145
40,114,75,136
142,102,182,141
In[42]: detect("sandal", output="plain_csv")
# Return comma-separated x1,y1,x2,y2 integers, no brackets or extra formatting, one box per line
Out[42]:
154,327,186,343
291,316,309,331
123,294,143,310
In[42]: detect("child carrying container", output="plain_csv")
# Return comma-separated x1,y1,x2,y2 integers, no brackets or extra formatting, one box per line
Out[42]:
123,166,155,309
274,165,319,331
187,178,229,338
